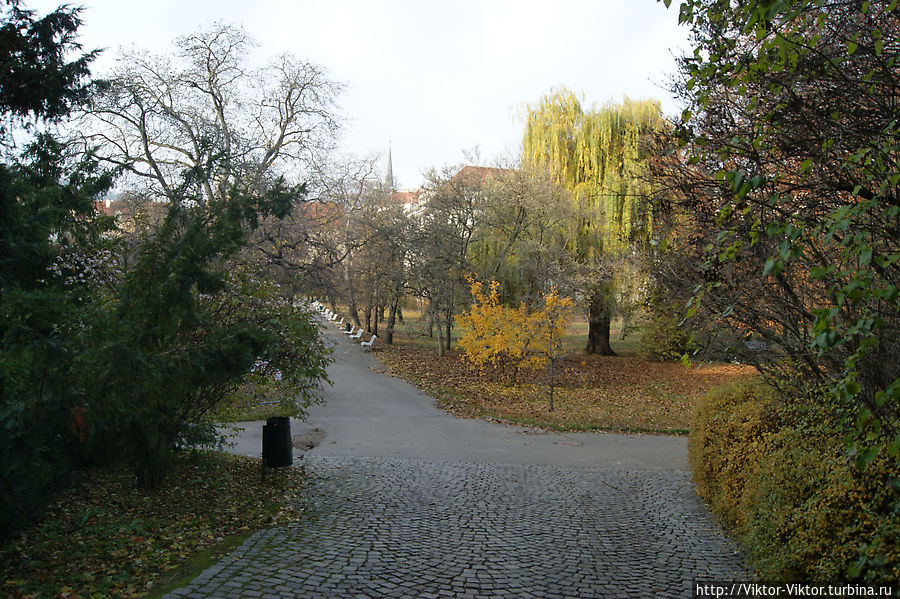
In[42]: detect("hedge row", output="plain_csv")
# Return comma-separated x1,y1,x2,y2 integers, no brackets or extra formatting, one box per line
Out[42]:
689,379,899,585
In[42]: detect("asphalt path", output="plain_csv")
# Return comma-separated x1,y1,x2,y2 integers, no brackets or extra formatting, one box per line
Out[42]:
223,319,690,471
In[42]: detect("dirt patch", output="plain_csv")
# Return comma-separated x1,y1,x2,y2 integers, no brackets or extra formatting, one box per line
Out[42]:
292,427,326,451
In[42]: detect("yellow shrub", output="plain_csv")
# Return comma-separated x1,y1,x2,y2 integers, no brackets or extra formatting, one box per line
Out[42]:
690,379,899,586
456,279,572,384
689,378,779,528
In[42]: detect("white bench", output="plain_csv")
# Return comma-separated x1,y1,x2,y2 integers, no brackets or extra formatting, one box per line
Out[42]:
343,324,357,335
348,328,364,340
360,334,377,351
744,339,768,351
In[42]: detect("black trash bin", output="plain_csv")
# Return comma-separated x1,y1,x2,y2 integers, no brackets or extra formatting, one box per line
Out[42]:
262,416,292,468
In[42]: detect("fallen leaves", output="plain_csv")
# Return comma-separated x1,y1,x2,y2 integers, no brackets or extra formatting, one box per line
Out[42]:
375,334,755,434
0,452,305,598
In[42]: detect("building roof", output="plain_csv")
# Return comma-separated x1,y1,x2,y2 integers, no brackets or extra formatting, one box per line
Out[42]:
451,165,511,185
390,190,422,206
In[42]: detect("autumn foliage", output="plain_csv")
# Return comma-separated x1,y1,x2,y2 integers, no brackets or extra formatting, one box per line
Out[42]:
456,278,572,385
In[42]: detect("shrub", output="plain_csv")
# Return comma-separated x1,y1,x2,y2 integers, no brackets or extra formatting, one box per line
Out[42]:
690,379,899,585
689,378,779,527
639,308,693,362
456,279,572,385
743,435,899,584
638,291,694,362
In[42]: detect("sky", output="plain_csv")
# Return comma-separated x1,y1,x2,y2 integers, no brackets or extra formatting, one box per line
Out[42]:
28,0,693,190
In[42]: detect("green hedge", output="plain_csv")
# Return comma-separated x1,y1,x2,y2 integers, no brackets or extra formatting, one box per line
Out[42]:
689,379,899,586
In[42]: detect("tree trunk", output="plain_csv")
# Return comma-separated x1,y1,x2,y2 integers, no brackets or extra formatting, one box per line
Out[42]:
365,307,372,333
444,311,452,353
386,281,402,345
348,295,361,327
387,299,398,345
508,365,519,386
586,292,616,355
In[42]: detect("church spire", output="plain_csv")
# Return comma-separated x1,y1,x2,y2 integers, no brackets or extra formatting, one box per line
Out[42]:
385,142,394,192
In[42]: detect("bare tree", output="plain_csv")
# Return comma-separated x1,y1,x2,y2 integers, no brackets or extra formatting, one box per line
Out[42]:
81,23,341,204
408,166,484,355
242,155,382,300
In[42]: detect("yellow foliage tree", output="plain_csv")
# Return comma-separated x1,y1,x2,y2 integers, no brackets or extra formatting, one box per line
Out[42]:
456,278,573,388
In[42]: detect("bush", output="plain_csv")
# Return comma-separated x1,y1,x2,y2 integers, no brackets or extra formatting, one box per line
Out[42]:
689,379,779,527
690,379,899,585
639,295,694,362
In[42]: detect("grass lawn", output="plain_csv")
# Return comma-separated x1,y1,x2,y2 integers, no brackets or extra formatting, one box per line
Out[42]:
212,383,299,422
0,451,305,598
372,311,754,434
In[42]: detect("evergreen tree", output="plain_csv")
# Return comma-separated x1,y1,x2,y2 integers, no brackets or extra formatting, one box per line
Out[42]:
0,1,112,537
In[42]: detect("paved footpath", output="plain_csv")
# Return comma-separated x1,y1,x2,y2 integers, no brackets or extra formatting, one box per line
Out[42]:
166,318,748,598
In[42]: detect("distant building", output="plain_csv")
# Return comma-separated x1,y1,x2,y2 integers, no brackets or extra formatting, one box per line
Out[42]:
390,189,423,213
93,197,123,217
93,195,166,233
383,144,426,213
450,165,511,186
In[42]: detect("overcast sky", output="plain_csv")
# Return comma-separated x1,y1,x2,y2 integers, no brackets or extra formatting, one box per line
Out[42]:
28,0,692,189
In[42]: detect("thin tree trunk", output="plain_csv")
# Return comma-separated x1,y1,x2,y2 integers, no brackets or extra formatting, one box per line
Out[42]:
509,365,519,386
444,310,452,353
387,299,399,345
548,358,555,412
386,281,402,345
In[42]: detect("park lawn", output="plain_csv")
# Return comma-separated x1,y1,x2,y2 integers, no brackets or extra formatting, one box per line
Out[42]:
373,329,754,434
213,381,298,422
0,451,305,599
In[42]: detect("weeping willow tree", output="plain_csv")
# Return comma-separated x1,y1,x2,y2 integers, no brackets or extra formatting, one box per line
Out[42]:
522,89,663,354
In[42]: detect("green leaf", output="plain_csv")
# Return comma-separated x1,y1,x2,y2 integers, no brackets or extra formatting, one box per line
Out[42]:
887,435,899,459
809,266,830,280
857,446,878,467
859,246,873,266
847,41,858,55
847,555,866,579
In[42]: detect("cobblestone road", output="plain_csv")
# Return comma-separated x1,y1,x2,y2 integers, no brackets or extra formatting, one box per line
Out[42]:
167,455,746,598
167,320,748,598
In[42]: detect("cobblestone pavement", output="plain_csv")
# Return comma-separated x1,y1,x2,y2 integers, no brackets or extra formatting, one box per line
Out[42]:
167,455,747,598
